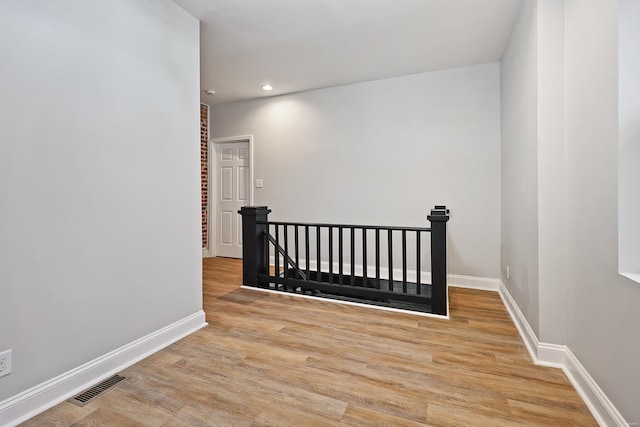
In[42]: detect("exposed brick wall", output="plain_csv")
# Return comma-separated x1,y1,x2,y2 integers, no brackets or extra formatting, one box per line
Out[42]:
200,103,209,250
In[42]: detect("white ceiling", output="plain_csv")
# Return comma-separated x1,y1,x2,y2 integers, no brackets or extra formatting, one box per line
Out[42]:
174,0,523,105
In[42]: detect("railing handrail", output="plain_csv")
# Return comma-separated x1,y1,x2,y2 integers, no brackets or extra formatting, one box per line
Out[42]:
257,220,430,233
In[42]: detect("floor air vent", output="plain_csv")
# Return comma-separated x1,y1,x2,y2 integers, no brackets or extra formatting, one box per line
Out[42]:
68,374,126,406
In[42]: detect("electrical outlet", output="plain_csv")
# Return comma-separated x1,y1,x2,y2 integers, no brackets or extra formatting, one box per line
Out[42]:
629,422,639,427
0,349,12,378
506,265,510,280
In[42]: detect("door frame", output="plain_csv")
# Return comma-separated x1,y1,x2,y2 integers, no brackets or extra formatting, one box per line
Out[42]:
205,135,255,258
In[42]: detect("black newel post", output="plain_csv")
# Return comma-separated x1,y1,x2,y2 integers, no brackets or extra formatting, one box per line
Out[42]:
427,205,450,316
238,206,271,287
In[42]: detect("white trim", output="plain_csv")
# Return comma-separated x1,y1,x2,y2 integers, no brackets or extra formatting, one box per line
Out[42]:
241,285,449,319
0,311,207,427
536,342,567,368
497,280,539,363
563,349,630,427
620,272,640,285
208,135,255,259
447,274,501,291
202,248,214,258
496,281,628,427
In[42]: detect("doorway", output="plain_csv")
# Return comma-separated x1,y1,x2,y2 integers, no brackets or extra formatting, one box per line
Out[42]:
208,135,254,258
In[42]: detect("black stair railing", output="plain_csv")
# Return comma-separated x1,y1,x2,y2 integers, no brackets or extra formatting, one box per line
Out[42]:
239,206,450,316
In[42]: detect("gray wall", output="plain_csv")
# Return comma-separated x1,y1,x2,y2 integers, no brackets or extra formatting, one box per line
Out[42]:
211,63,502,280
565,0,640,421
0,0,202,401
501,0,569,347
500,0,540,336
503,0,640,421
536,0,568,346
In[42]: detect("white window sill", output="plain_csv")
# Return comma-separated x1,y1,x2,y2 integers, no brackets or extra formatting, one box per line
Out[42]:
620,272,640,285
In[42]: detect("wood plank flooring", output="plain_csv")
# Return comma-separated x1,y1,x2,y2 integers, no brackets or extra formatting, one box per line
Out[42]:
22,257,596,426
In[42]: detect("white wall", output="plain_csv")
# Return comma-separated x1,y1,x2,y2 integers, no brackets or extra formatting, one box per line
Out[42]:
619,0,640,277
500,0,540,336
0,0,202,403
211,63,502,280
564,0,640,422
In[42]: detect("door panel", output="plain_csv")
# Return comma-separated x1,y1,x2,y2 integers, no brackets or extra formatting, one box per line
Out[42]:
215,141,250,258
220,211,233,244
221,167,233,200
238,166,249,201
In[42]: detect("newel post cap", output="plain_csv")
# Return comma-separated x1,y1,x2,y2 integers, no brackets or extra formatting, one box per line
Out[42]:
238,206,271,215
427,205,450,222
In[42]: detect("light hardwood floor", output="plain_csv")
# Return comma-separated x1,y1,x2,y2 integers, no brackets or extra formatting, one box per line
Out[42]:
22,257,596,426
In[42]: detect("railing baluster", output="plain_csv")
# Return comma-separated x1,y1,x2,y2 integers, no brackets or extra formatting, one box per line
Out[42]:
275,224,280,285
284,225,289,280
375,228,380,289
416,230,421,295
305,225,310,281
339,227,344,285
295,225,300,277
350,227,355,285
388,229,393,291
328,226,334,283
362,228,368,287
317,226,321,282
266,224,271,288
402,229,407,293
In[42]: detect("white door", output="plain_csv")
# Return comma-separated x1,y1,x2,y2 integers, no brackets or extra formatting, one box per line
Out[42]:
215,142,250,258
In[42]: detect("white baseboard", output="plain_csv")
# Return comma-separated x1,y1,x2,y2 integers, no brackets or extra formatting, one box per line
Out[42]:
496,280,539,363
447,274,501,291
496,281,628,427
0,311,207,427
536,342,567,368
563,349,630,427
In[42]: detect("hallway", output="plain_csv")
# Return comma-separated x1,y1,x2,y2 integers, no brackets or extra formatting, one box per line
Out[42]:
23,257,595,426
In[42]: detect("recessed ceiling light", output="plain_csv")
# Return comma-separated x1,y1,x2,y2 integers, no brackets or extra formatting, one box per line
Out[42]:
262,84,273,91
205,89,216,95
